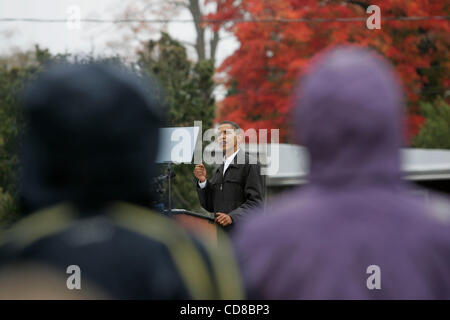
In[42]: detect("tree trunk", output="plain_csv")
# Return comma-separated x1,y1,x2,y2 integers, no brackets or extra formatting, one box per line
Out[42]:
188,0,206,61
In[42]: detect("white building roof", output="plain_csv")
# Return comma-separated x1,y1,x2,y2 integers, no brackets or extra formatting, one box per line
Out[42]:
239,144,450,186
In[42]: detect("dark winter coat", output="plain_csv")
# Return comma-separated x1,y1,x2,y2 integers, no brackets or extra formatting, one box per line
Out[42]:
197,150,264,233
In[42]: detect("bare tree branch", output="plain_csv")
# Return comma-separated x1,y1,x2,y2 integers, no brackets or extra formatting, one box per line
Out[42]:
111,0,224,63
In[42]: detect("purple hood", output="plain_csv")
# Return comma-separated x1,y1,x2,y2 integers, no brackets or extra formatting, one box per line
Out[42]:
295,46,403,186
233,46,450,299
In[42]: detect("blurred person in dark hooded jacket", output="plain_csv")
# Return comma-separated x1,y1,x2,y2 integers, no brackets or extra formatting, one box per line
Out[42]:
0,63,243,299
233,46,450,299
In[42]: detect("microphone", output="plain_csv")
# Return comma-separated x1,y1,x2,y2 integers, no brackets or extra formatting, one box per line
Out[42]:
154,170,176,182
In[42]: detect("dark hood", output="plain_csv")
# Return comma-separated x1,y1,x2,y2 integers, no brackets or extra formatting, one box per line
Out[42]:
20,63,164,213
294,46,404,186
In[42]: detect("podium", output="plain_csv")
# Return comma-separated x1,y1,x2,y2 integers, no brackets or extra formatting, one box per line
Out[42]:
169,209,217,243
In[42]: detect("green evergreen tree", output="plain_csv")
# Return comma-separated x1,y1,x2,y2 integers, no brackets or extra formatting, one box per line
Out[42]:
138,33,216,211
0,46,53,227
411,98,450,149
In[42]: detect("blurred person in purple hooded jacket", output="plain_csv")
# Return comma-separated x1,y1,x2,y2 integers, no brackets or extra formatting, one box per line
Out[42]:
233,46,450,299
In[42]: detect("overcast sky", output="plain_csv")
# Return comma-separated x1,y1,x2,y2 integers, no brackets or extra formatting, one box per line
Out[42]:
0,0,238,68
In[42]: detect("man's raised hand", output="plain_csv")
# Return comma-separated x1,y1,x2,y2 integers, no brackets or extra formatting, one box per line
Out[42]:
194,164,207,183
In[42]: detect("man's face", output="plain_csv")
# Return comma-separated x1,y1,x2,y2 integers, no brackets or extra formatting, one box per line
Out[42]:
217,123,239,154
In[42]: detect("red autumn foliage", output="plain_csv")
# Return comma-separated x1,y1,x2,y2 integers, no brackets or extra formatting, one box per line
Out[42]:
207,0,449,143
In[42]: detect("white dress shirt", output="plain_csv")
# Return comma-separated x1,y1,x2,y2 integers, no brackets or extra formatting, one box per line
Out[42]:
198,148,240,189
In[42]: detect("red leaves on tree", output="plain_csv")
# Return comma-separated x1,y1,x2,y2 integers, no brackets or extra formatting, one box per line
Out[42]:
208,0,449,144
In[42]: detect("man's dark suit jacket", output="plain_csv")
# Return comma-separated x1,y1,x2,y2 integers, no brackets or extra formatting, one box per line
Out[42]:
196,150,265,233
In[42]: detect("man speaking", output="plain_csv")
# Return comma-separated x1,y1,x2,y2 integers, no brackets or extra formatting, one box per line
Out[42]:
194,121,264,235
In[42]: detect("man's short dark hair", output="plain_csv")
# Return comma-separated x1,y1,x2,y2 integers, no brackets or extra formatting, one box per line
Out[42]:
218,120,241,132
